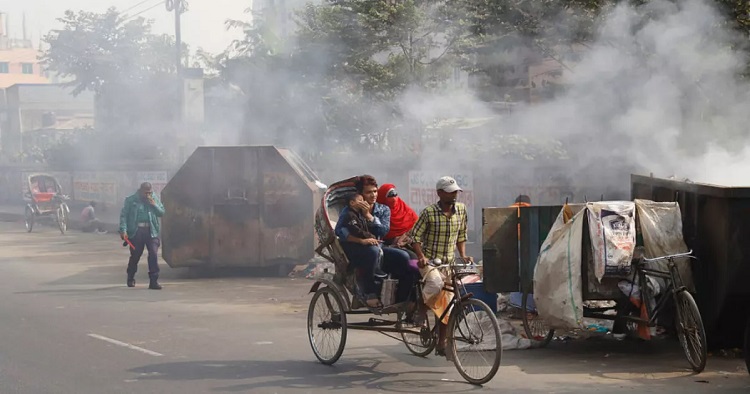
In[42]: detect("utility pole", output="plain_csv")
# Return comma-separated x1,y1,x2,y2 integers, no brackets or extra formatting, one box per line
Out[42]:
165,0,187,74
166,0,188,161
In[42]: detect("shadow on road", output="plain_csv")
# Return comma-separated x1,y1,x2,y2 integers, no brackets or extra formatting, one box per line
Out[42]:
128,359,475,393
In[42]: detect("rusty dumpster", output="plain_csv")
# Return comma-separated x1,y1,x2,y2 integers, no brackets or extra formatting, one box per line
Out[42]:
161,146,325,274
631,174,750,349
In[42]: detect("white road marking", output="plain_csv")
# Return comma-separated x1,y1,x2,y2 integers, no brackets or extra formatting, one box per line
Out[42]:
87,333,164,357
255,341,273,345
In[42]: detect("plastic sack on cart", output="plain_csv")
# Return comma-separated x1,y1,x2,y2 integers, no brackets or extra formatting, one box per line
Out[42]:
587,201,637,282
634,199,695,292
420,265,444,304
618,277,660,311
533,206,586,329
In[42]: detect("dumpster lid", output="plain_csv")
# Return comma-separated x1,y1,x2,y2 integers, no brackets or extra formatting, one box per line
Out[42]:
632,174,750,199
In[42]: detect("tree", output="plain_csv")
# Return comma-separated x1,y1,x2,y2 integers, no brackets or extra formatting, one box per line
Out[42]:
41,8,187,162
42,8,179,95
445,0,616,101
295,0,457,100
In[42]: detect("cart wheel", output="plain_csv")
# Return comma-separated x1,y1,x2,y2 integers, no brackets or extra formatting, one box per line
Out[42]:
307,286,347,365
521,290,555,347
24,207,34,233
56,205,68,235
448,298,502,385
674,290,707,373
398,305,436,357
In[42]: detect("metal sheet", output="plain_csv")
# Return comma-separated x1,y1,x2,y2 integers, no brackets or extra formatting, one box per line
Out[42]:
520,206,565,292
161,146,322,269
482,207,520,293
631,174,750,348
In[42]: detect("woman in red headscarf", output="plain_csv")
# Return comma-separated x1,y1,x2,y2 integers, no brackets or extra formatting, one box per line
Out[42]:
377,183,419,245
377,183,421,304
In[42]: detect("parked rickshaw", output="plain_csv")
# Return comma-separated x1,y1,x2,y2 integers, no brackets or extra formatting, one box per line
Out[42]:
483,200,707,373
308,177,502,385
23,173,70,234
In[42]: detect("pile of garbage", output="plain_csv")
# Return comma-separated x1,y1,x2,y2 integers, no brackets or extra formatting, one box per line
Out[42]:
289,256,335,279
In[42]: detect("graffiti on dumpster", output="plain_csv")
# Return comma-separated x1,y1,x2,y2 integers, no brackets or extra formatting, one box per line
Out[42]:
264,172,299,202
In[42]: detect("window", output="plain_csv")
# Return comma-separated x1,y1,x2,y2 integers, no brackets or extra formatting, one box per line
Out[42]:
0,62,8,73
22,63,34,74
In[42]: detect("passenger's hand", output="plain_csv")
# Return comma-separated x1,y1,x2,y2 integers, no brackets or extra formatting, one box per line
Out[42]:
354,201,370,214
417,256,429,268
395,233,412,248
360,238,379,246
146,196,156,206
461,256,475,264
120,232,127,241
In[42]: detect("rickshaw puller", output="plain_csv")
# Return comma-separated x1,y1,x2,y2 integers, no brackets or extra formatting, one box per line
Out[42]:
410,176,473,357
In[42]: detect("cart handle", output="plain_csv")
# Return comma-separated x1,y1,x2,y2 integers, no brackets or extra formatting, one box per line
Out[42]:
642,250,695,263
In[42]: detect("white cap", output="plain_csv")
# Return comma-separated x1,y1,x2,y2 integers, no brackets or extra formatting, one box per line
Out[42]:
436,176,462,193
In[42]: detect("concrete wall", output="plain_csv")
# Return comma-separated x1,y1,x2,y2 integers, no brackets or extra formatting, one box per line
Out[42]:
0,166,175,215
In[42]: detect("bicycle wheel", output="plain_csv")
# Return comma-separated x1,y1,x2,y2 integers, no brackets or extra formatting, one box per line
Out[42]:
398,305,436,357
307,286,347,365
521,290,554,347
24,207,34,232
448,298,502,385
56,205,67,235
674,290,707,372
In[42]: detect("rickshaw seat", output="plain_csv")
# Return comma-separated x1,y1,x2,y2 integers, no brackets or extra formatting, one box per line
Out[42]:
33,192,55,203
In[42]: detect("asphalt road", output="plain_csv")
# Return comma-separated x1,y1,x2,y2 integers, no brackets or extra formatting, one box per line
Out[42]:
0,220,748,394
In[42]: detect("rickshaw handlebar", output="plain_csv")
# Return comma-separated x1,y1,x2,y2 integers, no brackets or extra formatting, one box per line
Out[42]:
641,250,695,263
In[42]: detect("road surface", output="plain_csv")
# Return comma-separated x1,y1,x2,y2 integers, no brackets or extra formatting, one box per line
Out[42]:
0,220,747,393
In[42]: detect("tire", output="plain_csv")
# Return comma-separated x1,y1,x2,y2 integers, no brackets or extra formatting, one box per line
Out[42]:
307,286,347,365
398,305,436,357
521,290,555,347
24,207,34,233
56,205,67,235
674,290,707,373
448,298,502,385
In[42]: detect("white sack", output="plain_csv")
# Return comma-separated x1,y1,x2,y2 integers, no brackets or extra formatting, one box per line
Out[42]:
587,201,637,282
634,199,695,292
533,207,586,330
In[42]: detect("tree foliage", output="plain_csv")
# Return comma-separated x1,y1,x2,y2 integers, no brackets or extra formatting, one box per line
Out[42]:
40,7,187,162
42,8,179,95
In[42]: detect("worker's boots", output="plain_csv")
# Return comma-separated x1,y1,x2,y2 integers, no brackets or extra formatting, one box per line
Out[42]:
148,274,162,290
127,275,136,288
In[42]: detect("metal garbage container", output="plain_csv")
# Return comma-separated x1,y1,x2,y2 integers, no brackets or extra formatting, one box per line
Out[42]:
161,146,325,275
631,174,750,349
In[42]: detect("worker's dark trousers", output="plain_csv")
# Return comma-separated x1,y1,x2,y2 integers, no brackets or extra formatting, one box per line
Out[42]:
126,227,160,279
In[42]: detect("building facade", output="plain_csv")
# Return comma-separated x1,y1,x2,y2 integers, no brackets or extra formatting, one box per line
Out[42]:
0,13,48,89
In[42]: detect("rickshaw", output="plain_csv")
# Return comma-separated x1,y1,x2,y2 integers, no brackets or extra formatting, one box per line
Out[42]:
483,201,707,373
23,173,70,234
307,177,502,385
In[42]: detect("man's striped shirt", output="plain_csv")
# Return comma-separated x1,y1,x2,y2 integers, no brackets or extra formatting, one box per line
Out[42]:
410,202,468,263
